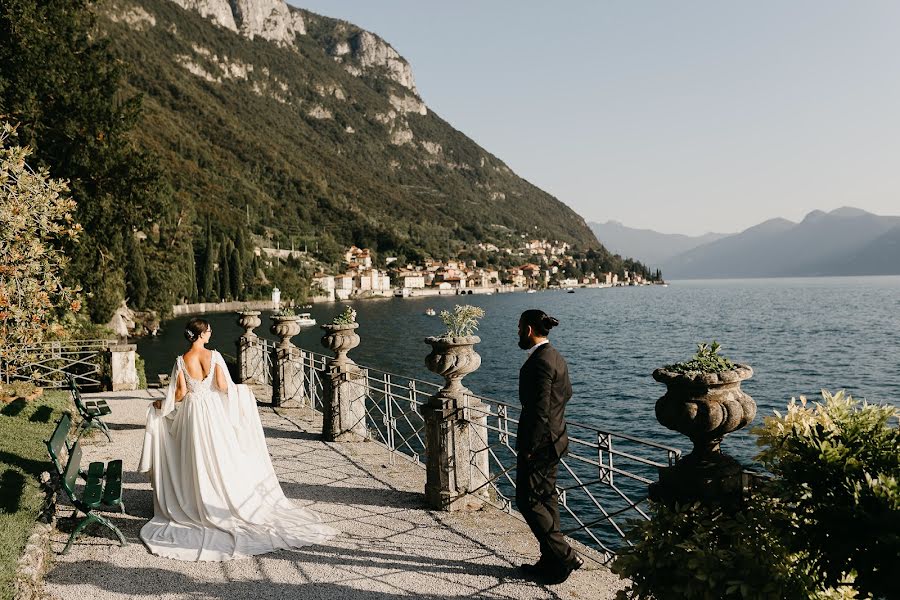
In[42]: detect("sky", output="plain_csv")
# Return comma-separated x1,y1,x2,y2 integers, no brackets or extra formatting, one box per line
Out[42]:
293,1,900,236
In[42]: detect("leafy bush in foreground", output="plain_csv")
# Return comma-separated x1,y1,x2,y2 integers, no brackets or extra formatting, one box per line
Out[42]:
613,391,898,600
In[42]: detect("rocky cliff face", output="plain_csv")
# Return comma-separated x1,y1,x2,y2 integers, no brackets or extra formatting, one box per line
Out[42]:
165,0,416,93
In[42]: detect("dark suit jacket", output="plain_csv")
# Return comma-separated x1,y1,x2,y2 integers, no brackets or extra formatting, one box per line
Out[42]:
517,343,572,458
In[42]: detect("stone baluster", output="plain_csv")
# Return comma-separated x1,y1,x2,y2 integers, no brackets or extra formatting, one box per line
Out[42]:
236,311,264,384
270,315,305,408
321,323,367,441
422,335,490,511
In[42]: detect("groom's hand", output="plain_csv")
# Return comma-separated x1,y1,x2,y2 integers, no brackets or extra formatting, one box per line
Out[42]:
153,399,162,410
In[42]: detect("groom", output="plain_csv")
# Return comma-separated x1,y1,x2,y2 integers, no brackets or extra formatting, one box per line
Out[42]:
515,309,583,584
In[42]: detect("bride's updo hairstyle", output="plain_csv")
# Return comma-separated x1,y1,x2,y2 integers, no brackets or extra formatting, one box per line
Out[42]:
184,318,210,343
520,309,560,337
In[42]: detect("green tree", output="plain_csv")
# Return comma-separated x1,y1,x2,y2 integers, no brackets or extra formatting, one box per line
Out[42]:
219,239,231,301
229,245,243,300
126,233,148,309
186,239,198,303
0,124,82,368
201,219,215,301
0,0,170,322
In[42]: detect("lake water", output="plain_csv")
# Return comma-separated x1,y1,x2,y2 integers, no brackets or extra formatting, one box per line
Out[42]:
136,276,900,466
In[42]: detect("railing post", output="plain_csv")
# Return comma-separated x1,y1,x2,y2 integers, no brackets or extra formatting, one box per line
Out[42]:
272,346,305,408
107,343,138,391
236,311,264,384
322,362,368,441
423,336,490,511
320,323,367,441
271,316,305,408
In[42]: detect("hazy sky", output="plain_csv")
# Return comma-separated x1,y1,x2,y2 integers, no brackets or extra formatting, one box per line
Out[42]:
293,2,900,235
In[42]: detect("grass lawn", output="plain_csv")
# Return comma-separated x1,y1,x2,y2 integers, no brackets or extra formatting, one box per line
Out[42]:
0,390,73,600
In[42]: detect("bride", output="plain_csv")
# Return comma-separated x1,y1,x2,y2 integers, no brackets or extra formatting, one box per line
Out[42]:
138,318,337,561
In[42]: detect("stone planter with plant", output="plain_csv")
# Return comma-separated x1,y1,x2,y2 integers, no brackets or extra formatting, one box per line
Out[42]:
270,308,301,349
650,342,756,503
424,305,485,394
423,304,489,511
320,307,359,365
653,341,756,458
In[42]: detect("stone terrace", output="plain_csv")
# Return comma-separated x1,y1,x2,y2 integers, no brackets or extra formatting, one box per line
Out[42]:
42,390,625,600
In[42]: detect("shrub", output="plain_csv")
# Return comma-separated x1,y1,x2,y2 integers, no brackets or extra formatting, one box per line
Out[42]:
437,304,484,338
612,389,898,599
753,391,899,599
0,123,82,378
330,306,357,325
611,497,823,600
664,341,736,374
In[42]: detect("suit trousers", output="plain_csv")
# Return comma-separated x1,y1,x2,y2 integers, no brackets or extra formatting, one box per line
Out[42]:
515,452,577,568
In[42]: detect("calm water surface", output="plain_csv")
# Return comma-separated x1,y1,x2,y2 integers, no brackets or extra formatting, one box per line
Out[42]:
137,276,900,465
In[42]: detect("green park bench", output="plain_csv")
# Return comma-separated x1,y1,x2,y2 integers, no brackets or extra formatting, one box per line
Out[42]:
45,414,127,554
66,373,112,442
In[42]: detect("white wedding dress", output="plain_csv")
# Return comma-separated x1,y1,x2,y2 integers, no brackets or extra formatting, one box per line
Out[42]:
138,350,337,561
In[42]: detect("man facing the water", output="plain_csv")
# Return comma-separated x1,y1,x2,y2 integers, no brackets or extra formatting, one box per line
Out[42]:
516,309,583,584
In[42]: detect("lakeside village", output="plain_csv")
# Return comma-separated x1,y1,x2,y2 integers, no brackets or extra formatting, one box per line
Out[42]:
270,239,662,304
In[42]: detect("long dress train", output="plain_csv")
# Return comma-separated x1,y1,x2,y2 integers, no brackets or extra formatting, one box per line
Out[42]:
138,350,337,561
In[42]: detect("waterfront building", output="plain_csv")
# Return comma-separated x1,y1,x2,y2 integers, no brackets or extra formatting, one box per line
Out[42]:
396,272,426,289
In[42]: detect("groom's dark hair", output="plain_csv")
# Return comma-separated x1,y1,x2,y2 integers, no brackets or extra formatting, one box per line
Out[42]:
520,309,559,337
185,318,210,342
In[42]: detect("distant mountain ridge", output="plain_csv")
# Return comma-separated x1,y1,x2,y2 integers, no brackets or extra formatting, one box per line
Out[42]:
98,0,610,262
589,221,727,266
659,207,900,279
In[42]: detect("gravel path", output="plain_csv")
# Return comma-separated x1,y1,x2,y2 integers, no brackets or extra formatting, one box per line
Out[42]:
43,390,625,599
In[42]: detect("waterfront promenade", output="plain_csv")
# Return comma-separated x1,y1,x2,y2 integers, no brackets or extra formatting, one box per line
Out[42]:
42,390,623,599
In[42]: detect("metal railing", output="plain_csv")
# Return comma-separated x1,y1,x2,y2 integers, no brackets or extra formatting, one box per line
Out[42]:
243,338,680,560
1,339,114,390
462,393,679,560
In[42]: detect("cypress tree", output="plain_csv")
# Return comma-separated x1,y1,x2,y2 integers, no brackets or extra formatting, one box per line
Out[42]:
126,233,149,308
201,219,215,301
186,238,198,302
219,238,231,301
229,246,243,300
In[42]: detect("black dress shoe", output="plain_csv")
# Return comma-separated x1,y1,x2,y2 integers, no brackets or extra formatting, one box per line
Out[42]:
519,557,552,577
540,555,584,585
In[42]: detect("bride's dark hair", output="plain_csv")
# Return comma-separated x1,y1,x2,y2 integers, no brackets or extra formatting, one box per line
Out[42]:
520,309,559,337
184,318,210,343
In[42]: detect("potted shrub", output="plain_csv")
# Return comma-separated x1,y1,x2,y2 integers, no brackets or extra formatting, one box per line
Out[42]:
270,308,301,349
653,342,756,460
320,306,359,364
424,305,485,393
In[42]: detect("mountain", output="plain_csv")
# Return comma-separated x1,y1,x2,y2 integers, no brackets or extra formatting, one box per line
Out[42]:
589,221,727,266
660,208,900,279
97,0,604,262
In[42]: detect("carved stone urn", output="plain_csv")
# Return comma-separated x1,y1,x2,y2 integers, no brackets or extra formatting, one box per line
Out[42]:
653,364,756,459
237,311,261,337
321,323,360,364
424,336,482,394
270,315,301,349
